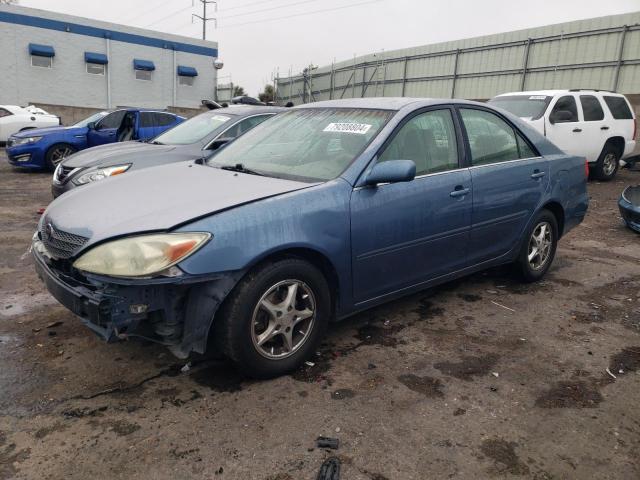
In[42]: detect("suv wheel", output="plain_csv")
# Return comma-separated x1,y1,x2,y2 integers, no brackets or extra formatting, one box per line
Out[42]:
215,258,330,378
593,144,620,181
516,210,558,283
45,144,76,171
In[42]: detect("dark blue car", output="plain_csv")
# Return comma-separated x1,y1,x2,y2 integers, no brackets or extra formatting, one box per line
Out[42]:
32,98,588,378
6,108,184,170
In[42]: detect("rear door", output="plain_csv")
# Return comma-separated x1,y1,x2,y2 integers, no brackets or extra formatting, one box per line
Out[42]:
458,107,549,265
578,94,608,163
545,94,583,156
350,107,472,303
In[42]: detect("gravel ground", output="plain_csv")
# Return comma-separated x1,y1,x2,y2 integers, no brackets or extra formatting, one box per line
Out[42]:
1,152,640,480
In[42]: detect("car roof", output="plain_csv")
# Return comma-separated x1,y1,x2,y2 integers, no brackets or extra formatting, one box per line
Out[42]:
294,97,489,111
494,89,625,98
0,105,25,114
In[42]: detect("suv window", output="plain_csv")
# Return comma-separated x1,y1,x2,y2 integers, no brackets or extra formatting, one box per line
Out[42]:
580,95,604,121
603,96,633,120
379,109,459,176
154,113,176,126
460,108,522,165
0,108,12,118
222,114,273,139
98,110,126,129
551,96,578,123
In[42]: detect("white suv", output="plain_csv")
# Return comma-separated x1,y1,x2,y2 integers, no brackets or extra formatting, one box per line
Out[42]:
489,90,636,180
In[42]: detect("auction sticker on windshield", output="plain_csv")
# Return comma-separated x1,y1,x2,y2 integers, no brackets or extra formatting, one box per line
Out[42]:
323,123,372,134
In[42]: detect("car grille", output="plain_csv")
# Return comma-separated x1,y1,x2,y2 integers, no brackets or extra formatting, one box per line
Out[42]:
39,219,89,259
55,165,76,183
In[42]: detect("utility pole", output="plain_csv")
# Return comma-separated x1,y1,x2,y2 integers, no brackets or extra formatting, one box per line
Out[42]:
192,0,217,40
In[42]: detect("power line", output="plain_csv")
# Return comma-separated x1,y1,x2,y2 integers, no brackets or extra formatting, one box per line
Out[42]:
218,0,281,12
121,0,180,24
143,4,195,28
219,0,323,20
219,0,382,29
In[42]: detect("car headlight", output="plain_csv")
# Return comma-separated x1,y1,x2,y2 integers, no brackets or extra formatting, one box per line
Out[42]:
73,164,131,185
72,232,211,277
12,136,42,145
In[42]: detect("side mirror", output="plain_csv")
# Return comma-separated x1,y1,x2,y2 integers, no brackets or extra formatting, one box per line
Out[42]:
208,137,234,151
87,122,96,130
549,110,573,124
365,160,416,186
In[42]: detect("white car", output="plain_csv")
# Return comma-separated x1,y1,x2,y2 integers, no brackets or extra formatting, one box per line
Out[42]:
489,90,636,180
0,105,60,143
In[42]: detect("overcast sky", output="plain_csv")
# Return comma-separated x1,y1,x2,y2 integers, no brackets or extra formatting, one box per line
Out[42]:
17,0,640,95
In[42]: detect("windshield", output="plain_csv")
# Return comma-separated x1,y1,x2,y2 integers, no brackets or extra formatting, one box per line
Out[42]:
153,113,232,145
488,95,551,119
208,108,392,182
73,111,108,128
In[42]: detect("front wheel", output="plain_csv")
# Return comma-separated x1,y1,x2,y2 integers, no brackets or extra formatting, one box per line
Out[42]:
215,258,331,378
593,144,620,181
516,210,558,283
45,144,76,171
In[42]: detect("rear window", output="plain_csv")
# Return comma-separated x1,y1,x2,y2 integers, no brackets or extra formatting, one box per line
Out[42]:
603,96,633,120
580,95,604,121
488,95,551,120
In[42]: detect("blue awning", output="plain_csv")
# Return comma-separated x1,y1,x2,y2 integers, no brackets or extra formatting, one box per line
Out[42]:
84,52,108,64
177,65,198,77
133,59,155,71
28,43,55,57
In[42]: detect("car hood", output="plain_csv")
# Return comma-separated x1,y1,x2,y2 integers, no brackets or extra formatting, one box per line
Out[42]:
63,141,180,169
12,125,81,138
42,162,314,249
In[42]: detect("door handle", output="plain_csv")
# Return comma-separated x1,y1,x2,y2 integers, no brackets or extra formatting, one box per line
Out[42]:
531,170,546,179
572,128,582,133
601,126,610,130
450,186,470,198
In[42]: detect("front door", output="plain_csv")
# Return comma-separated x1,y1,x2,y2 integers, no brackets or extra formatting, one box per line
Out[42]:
577,94,608,163
87,110,126,147
350,107,472,303
457,107,550,265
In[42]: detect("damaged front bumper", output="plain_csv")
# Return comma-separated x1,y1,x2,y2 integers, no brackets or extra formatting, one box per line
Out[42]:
619,186,640,233
32,239,243,358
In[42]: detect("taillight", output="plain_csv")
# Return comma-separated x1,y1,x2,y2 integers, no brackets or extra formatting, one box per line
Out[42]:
585,160,589,178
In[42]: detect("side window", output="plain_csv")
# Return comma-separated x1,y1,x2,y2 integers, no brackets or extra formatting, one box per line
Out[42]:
139,112,156,128
460,108,519,166
580,95,604,121
0,108,13,118
378,109,459,176
516,133,537,158
223,115,273,139
97,110,126,129
155,113,176,127
550,95,578,123
603,96,633,120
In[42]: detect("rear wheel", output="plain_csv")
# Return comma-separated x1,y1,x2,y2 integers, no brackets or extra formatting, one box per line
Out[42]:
593,144,620,181
215,258,330,378
45,143,76,171
516,210,558,283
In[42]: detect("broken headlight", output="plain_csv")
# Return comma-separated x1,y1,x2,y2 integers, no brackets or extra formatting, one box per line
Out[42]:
73,164,131,185
72,233,211,277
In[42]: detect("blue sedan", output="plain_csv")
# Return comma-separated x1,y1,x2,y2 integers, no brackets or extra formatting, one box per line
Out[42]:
32,98,588,378
6,108,184,170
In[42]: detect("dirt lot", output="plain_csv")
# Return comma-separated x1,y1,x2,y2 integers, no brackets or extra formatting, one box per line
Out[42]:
1,151,639,480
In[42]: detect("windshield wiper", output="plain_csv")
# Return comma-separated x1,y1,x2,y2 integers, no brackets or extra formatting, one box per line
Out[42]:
219,163,264,176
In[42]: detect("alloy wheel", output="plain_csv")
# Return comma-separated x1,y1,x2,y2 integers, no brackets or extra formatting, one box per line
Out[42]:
602,153,617,176
528,221,553,270
251,279,316,359
51,147,74,165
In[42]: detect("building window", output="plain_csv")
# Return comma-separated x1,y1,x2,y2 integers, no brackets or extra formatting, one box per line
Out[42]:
136,70,152,81
178,75,194,86
31,55,52,68
87,63,105,75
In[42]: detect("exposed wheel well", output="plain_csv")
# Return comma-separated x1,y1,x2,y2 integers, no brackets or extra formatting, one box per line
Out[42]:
251,248,340,316
542,202,565,237
19,126,36,132
605,136,625,158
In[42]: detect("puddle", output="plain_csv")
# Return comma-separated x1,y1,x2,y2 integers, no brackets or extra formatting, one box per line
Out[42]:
397,374,444,398
535,381,603,408
434,353,500,381
480,438,530,475
0,292,58,318
331,388,355,400
609,346,640,374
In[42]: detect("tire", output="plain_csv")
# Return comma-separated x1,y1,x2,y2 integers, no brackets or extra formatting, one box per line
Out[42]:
215,258,331,378
516,209,558,283
45,143,76,171
593,143,620,181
